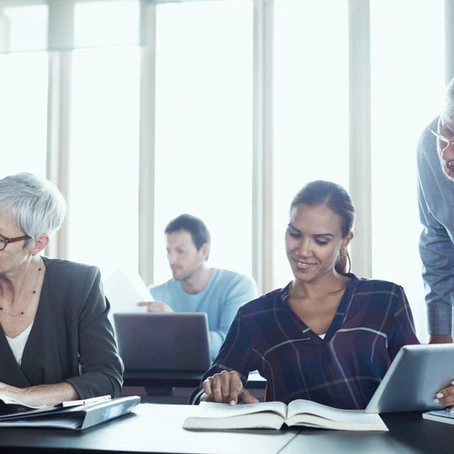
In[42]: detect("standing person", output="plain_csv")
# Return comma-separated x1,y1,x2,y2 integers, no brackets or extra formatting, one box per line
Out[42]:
138,214,257,360
417,77,454,344
190,180,420,409
0,173,123,407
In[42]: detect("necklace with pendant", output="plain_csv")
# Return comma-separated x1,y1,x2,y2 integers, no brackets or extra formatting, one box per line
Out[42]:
0,257,43,317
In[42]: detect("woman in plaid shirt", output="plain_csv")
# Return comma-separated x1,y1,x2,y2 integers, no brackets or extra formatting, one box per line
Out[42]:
191,180,453,409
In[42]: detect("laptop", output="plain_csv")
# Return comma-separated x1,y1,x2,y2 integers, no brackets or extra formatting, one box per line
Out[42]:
113,313,211,372
365,344,454,413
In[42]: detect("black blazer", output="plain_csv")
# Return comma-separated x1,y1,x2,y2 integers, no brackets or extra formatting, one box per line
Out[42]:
0,257,124,398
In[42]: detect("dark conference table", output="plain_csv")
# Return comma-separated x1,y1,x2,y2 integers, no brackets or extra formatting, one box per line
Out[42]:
0,403,453,454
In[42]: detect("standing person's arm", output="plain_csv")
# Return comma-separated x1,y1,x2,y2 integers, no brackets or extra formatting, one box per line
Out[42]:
210,275,257,359
417,172,454,344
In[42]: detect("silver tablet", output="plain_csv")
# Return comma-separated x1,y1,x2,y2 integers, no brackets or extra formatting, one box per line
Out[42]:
365,344,454,413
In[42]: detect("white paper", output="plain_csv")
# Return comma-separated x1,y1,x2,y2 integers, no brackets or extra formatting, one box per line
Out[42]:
0,393,47,409
103,268,153,314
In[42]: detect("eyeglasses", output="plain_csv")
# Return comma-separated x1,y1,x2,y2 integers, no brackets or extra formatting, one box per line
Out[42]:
430,128,454,153
0,233,30,252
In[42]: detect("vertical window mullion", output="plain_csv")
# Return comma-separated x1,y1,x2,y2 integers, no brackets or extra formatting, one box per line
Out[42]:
252,0,274,294
445,0,454,83
46,51,72,260
0,12,10,53
348,0,372,277
138,1,157,284
45,0,74,259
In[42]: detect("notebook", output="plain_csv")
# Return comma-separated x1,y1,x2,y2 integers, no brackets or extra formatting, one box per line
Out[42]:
113,313,211,372
365,343,454,413
0,396,140,430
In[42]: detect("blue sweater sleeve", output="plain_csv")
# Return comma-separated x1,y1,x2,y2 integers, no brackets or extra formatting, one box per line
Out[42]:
209,273,257,360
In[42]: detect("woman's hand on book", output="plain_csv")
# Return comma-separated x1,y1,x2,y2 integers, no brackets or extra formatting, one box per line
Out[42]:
202,370,259,406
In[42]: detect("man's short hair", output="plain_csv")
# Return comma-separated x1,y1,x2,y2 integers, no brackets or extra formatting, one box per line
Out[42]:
165,214,211,251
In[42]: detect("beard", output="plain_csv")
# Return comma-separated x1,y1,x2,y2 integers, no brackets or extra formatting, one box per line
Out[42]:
172,262,204,282
437,141,454,182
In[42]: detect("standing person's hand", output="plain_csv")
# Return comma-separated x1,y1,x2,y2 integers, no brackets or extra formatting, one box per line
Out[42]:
202,370,259,405
137,301,174,313
429,335,453,344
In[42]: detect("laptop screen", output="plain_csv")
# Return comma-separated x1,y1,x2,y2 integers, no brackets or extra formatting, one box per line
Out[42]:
113,312,211,372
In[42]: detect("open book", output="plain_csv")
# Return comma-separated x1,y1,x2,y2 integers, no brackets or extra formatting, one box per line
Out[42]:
0,395,140,430
183,400,388,432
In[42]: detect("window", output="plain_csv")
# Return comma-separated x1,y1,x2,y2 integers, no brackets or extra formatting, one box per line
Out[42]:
0,51,48,178
370,0,445,339
0,2,48,177
74,0,139,48
153,0,253,284
272,0,349,287
67,45,140,275
1,1,451,343
0,4,48,53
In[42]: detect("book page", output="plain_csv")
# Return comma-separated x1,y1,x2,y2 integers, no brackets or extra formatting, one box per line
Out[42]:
198,401,288,419
286,412,388,431
183,411,285,430
0,393,47,410
285,399,388,431
183,402,288,431
287,399,370,422
103,268,152,313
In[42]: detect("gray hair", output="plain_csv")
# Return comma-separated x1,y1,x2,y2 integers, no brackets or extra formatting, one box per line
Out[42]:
0,173,66,241
442,77,454,124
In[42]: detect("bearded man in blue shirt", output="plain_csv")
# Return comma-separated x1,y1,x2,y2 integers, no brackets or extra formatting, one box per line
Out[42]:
417,77,454,344
138,214,257,360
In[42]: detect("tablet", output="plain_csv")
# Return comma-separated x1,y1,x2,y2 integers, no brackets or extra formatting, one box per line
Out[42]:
365,344,454,413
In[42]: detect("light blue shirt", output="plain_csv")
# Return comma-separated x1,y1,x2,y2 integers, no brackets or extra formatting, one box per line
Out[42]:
417,116,454,335
150,268,257,360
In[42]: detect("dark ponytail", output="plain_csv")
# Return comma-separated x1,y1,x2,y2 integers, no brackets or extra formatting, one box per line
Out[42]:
335,248,352,274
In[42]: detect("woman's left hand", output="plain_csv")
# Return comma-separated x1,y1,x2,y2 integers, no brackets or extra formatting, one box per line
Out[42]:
0,381,29,404
434,380,454,407
0,381,78,407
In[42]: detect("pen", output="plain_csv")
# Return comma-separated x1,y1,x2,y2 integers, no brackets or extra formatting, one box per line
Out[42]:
58,395,112,408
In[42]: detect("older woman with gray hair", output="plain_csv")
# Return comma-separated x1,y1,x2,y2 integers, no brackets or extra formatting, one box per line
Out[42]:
0,172,123,406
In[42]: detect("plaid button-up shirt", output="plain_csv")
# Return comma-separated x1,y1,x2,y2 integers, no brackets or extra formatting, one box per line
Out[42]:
190,274,420,410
